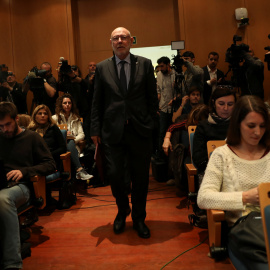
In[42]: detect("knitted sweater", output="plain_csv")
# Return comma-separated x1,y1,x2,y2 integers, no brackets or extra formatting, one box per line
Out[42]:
197,144,270,226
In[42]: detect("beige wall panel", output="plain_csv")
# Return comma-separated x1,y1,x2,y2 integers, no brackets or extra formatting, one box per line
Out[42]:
178,0,270,98
178,0,244,72
10,0,74,82
76,0,178,77
245,0,270,100
0,1,13,70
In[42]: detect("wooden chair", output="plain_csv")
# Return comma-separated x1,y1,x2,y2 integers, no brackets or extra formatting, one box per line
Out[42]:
18,175,47,215
205,140,227,259
185,125,197,197
259,182,270,267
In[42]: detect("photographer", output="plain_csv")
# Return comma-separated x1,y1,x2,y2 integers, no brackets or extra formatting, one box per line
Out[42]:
180,51,204,98
226,37,264,99
0,71,27,113
23,62,58,114
239,49,264,99
58,63,88,119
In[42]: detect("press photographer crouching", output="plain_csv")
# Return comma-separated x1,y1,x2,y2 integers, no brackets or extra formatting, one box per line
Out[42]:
225,36,264,99
23,62,58,114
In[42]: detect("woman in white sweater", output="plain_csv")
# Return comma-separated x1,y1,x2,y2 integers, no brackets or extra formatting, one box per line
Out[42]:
53,93,93,181
198,95,270,270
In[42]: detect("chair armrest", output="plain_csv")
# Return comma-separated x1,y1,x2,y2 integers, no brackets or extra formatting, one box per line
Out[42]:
60,152,71,181
60,152,71,160
186,163,197,193
186,163,197,175
30,175,46,209
207,209,225,249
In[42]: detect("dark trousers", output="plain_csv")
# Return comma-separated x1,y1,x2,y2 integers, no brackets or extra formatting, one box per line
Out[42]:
103,123,152,222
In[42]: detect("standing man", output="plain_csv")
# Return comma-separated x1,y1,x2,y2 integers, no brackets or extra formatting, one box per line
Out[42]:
202,52,224,105
156,56,175,159
91,27,158,238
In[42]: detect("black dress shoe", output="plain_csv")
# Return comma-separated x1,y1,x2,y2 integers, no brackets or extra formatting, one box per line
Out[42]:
133,221,150,238
113,208,131,234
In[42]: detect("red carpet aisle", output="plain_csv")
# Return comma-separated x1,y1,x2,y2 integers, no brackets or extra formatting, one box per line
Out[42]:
23,176,234,270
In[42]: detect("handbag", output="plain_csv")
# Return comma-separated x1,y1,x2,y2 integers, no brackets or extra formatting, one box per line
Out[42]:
228,211,267,264
57,180,77,210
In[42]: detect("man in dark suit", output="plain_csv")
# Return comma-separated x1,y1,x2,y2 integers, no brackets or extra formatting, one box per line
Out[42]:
202,52,224,105
91,27,158,238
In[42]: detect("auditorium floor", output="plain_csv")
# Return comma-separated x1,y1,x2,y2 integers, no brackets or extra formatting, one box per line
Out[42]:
23,174,234,270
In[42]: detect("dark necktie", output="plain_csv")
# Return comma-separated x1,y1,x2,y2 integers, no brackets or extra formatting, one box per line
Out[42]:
120,61,127,92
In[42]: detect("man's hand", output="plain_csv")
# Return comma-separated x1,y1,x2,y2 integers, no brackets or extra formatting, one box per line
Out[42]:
91,136,101,146
6,170,23,182
210,78,217,85
2,82,12,91
181,95,189,107
242,187,259,205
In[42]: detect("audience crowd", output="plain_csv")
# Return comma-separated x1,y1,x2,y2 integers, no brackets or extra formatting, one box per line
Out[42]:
0,42,269,270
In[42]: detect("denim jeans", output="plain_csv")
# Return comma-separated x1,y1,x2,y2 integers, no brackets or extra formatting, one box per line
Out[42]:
0,184,30,270
67,140,82,170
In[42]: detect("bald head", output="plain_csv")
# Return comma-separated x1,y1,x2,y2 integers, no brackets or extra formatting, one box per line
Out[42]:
110,27,133,60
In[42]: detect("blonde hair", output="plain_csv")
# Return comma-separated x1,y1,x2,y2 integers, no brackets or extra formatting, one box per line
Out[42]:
28,104,56,130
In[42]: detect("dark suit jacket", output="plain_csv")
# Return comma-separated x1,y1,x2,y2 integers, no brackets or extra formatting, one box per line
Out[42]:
91,54,158,144
202,66,224,105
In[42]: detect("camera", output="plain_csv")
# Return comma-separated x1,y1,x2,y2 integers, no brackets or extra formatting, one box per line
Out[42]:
24,66,47,103
225,35,250,66
59,60,73,75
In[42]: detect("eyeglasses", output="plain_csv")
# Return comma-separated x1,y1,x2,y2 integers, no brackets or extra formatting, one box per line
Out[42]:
111,35,130,42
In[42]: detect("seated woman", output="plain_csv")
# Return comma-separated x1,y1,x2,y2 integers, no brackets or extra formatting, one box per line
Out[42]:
198,95,270,269
162,104,209,155
162,104,209,191
28,104,66,206
28,104,66,170
192,86,237,177
52,93,93,181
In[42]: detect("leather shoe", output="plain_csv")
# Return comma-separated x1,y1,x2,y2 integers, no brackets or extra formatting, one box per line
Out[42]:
113,208,131,234
133,221,150,238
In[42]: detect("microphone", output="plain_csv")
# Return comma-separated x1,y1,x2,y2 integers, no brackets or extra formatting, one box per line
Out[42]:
28,71,36,78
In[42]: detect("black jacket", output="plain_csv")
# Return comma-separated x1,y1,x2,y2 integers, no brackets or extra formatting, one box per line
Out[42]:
192,118,229,173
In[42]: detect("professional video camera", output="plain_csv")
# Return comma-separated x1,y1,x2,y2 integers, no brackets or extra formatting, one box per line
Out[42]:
24,66,47,104
264,34,270,71
225,35,250,66
171,41,187,95
0,64,9,83
59,59,73,75
224,35,250,88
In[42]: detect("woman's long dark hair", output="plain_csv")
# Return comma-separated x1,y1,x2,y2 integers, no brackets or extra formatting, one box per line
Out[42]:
55,93,80,123
227,95,270,148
